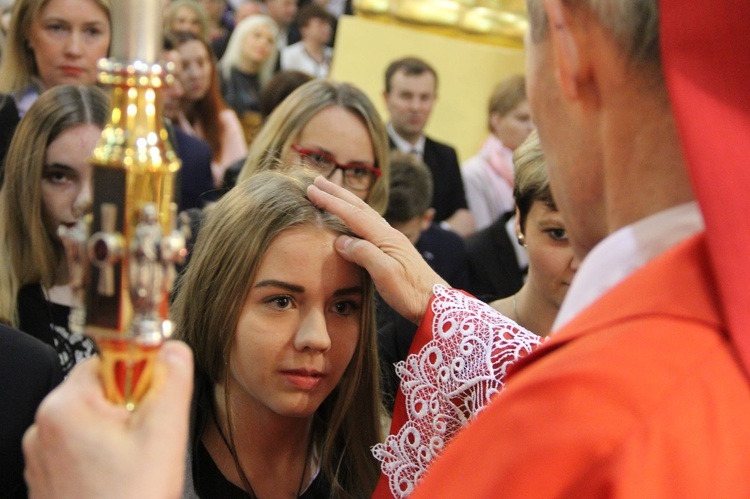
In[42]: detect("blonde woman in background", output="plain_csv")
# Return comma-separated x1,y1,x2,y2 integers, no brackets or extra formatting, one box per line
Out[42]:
0,0,110,114
165,0,210,40
237,79,390,215
218,14,278,145
462,75,534,230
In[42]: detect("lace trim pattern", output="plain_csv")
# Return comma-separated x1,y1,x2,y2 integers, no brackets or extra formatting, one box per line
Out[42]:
372,285,542,497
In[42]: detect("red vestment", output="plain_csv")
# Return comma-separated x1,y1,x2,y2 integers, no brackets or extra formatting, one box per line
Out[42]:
409,235,750,497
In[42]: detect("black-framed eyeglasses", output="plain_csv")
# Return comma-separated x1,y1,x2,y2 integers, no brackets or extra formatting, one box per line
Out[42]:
291,145,381,191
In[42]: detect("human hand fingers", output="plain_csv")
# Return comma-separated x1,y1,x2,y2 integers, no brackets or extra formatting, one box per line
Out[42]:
129,340,193,498
307,176,393,243
22,424,45,499
135,340,193,430
335,234,444,323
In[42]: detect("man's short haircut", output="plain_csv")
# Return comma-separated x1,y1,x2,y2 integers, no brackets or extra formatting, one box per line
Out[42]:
527,0,660,77
488,75,526,129
295,3,333,29
384,56,438,94
384,151,434,223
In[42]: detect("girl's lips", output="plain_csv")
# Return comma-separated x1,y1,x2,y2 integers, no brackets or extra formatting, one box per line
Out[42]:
280,369,325,390
61,66,85,76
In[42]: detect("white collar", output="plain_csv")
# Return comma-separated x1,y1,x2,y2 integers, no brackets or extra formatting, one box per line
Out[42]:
387,123,426,157
552,202,704,332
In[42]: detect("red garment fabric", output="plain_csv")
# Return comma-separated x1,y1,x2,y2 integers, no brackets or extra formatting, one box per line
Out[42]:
661,0,750,374
410,235,750,497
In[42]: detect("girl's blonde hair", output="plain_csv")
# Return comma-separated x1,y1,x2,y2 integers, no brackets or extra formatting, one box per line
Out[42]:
237,79,391,215
0,0,112,93
218,14,278,87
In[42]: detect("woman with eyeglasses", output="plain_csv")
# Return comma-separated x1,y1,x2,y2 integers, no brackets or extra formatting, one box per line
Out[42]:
236,78,390,215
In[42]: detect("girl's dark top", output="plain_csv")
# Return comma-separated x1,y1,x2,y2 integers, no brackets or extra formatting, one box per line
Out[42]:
220,68,265,145
187,370,331,498
221,68,262,116
17,283,96,375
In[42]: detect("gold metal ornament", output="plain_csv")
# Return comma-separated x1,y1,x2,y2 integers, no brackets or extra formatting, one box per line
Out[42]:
61,0,187,410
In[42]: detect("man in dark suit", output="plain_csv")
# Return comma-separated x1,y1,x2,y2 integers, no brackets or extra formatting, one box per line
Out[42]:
383,57,475,237
0,325,63,499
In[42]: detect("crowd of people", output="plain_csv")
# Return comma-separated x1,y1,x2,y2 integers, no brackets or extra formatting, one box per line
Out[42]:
1,0,750,497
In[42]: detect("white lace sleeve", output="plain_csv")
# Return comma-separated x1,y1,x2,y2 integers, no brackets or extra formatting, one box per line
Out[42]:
372,285,543,498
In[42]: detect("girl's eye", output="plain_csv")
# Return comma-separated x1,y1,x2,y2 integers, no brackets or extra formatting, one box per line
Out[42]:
46,24,67,33
332,300,361,317
546,228,568,242
43,170,73,185
266,295,293,310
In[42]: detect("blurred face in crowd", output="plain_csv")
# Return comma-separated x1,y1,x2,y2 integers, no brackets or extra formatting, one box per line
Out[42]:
234,1,264,23
26,0,110,89
384,69,436,144
199,0,225,24
229,226,362,419
162,49,185,120
302,17,332,46
240,23,275,72
491,100,534,152
518,201,579,311
171,6,203,37
265,0,297,29
178,39,212,102
290,106,377,201
41,124,99,237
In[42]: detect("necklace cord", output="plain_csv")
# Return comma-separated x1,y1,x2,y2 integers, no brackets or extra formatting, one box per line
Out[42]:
210,372,313,498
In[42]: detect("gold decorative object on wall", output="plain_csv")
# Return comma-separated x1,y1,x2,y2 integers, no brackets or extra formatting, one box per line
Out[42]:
353,0,528,47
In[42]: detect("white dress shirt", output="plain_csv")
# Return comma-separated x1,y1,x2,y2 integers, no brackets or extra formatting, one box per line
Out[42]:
553,202,705,332
387,123,425,159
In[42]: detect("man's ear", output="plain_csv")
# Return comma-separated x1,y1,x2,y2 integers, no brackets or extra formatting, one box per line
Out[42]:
421,208,436,230
542,0,582,100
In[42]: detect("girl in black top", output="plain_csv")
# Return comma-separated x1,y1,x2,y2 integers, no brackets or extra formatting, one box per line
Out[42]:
173,170,384,498
0,85,109,373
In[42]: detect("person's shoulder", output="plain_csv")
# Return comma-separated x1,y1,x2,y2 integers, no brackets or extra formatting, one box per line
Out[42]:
174,127,212,156
421,223,464,249
0,324,57,364
466,214,511,249
281,42,305,59
424,135,458,155
461,153,487,178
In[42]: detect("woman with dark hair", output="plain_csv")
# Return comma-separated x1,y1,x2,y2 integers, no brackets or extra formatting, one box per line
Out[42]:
174,31,246,187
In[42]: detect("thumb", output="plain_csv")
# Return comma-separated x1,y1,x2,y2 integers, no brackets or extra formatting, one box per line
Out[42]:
335,235,394,283
134,340,194,438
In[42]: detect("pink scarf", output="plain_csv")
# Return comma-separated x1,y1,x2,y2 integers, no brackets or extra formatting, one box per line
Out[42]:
480,135,515,188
